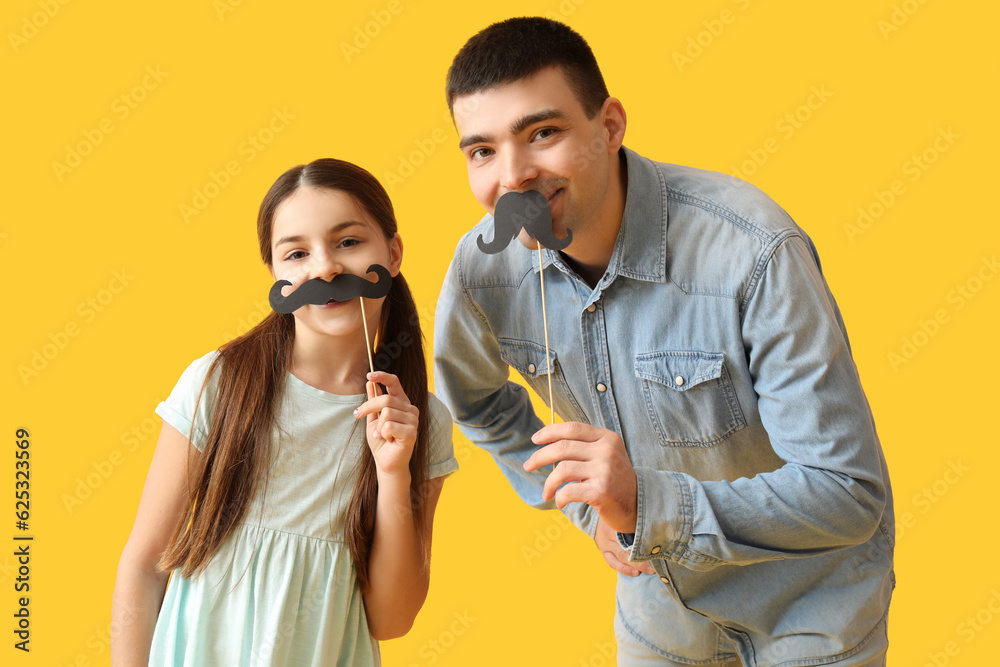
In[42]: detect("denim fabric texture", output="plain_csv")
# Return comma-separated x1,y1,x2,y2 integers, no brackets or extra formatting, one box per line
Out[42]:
433,147,894,666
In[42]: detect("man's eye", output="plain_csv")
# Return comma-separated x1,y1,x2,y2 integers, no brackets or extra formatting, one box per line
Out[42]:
534,128,557,140
470,147,493,160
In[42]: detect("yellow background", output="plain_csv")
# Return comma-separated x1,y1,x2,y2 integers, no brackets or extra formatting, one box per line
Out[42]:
3,0,997,664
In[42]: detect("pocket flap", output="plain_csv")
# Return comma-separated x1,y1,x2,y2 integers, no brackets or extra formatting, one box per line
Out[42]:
498,338,557,377
634,351,724,391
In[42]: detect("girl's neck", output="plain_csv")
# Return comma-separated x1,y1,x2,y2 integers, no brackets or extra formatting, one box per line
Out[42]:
290,325,373,396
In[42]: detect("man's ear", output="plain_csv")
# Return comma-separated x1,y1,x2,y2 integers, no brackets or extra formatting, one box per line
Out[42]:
600,97,627,154
389,233,403,277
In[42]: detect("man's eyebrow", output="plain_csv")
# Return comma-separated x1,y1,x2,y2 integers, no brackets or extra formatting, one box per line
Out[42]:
509,109,566,136
273,221,364,248
458,109,568,150
459,133,491,150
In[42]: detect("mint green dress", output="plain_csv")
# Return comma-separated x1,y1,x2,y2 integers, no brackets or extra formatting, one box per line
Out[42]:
149,351,458,666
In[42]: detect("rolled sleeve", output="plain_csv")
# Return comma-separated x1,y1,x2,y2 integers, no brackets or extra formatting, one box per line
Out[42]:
433,242,596,538
627,234,886,569
425,393,459,480
155,350,221,452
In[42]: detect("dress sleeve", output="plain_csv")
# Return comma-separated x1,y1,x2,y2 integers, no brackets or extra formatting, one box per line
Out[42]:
154,351,222,452
627,234,888,570
425,393,459,480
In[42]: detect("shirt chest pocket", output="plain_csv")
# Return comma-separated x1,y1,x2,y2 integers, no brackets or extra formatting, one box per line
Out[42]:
497,338,586,421
634,351,746,447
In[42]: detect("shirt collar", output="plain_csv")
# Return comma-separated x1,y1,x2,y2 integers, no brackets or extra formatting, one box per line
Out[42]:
535,146,668,283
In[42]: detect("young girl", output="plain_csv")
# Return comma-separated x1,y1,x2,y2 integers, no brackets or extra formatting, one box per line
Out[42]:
112,159,457,666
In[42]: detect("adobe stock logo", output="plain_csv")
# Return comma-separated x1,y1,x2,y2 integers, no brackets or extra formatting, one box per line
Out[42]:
179,107,295,223
844,127,959,243
878,0,932,40
730,85,833,181
672,0,752,72
340,0,406,62
51,66,169,182
888,255,998,372
8,0,72,53
18,269,134,384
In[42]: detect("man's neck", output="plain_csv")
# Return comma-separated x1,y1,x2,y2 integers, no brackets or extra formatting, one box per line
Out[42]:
560,151,629,288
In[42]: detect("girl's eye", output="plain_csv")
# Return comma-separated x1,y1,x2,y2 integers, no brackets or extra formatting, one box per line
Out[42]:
287,250,307,261
339,238,360,249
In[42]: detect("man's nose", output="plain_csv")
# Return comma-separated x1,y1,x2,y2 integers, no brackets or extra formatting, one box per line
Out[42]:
499,149,538,192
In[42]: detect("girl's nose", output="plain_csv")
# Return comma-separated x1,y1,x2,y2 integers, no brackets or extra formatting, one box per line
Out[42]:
312,251,344,282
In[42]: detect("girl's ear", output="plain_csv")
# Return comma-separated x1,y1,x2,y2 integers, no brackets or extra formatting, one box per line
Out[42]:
389,233,403,277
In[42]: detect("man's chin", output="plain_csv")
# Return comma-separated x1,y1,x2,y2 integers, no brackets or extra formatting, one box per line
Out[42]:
516,229,541,250
516,228,573,251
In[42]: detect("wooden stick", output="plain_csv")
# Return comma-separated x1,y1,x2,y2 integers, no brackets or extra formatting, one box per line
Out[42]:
360,296,375,375
538,246,555,426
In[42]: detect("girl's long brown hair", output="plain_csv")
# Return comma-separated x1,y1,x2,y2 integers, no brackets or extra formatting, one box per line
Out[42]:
158,159,430,590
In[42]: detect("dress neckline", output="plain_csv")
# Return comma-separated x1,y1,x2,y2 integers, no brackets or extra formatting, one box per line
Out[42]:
286,371,366,404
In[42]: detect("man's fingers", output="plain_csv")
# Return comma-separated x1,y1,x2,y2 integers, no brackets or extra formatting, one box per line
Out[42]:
552,479,595,510
596,531,656,576
523,440,589,472
601,549,641,577
541,460,588,501
532,421,597,446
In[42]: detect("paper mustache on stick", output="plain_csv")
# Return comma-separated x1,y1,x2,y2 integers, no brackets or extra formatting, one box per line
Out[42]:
268,264,393,314
474,190,568,426
477,190,572,254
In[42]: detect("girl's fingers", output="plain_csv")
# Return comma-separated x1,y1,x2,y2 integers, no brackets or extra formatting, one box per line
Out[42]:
376,409,417,440
366,371,408,399
376,407,417,428
355,393,416,421
377,420,417,445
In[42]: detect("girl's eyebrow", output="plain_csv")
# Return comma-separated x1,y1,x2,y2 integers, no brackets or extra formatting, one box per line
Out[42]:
274,221,366,248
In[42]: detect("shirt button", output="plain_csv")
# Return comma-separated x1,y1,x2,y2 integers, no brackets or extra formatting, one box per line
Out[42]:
586,303,596,313
528,363,536,374
674,376,685,387
597,383,607,392
650,546,661,555
659,576,670,584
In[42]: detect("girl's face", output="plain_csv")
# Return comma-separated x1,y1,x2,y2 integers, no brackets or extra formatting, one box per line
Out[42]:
269,186,401,343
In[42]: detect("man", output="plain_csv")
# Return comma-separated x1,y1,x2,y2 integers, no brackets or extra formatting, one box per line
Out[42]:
433,17,893,667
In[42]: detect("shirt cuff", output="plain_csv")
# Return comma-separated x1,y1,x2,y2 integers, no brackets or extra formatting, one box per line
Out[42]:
625,467,703,569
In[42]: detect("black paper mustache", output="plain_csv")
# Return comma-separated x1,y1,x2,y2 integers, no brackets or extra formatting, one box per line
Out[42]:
269,264,393,314
477,190,573,254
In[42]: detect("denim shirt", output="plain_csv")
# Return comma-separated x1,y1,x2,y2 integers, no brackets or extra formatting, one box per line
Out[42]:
433,147,894,665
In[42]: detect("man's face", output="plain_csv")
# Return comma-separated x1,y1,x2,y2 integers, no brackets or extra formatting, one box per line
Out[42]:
454,66,622,250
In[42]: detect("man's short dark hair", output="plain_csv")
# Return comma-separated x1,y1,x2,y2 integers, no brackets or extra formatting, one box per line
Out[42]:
446,17,610,119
